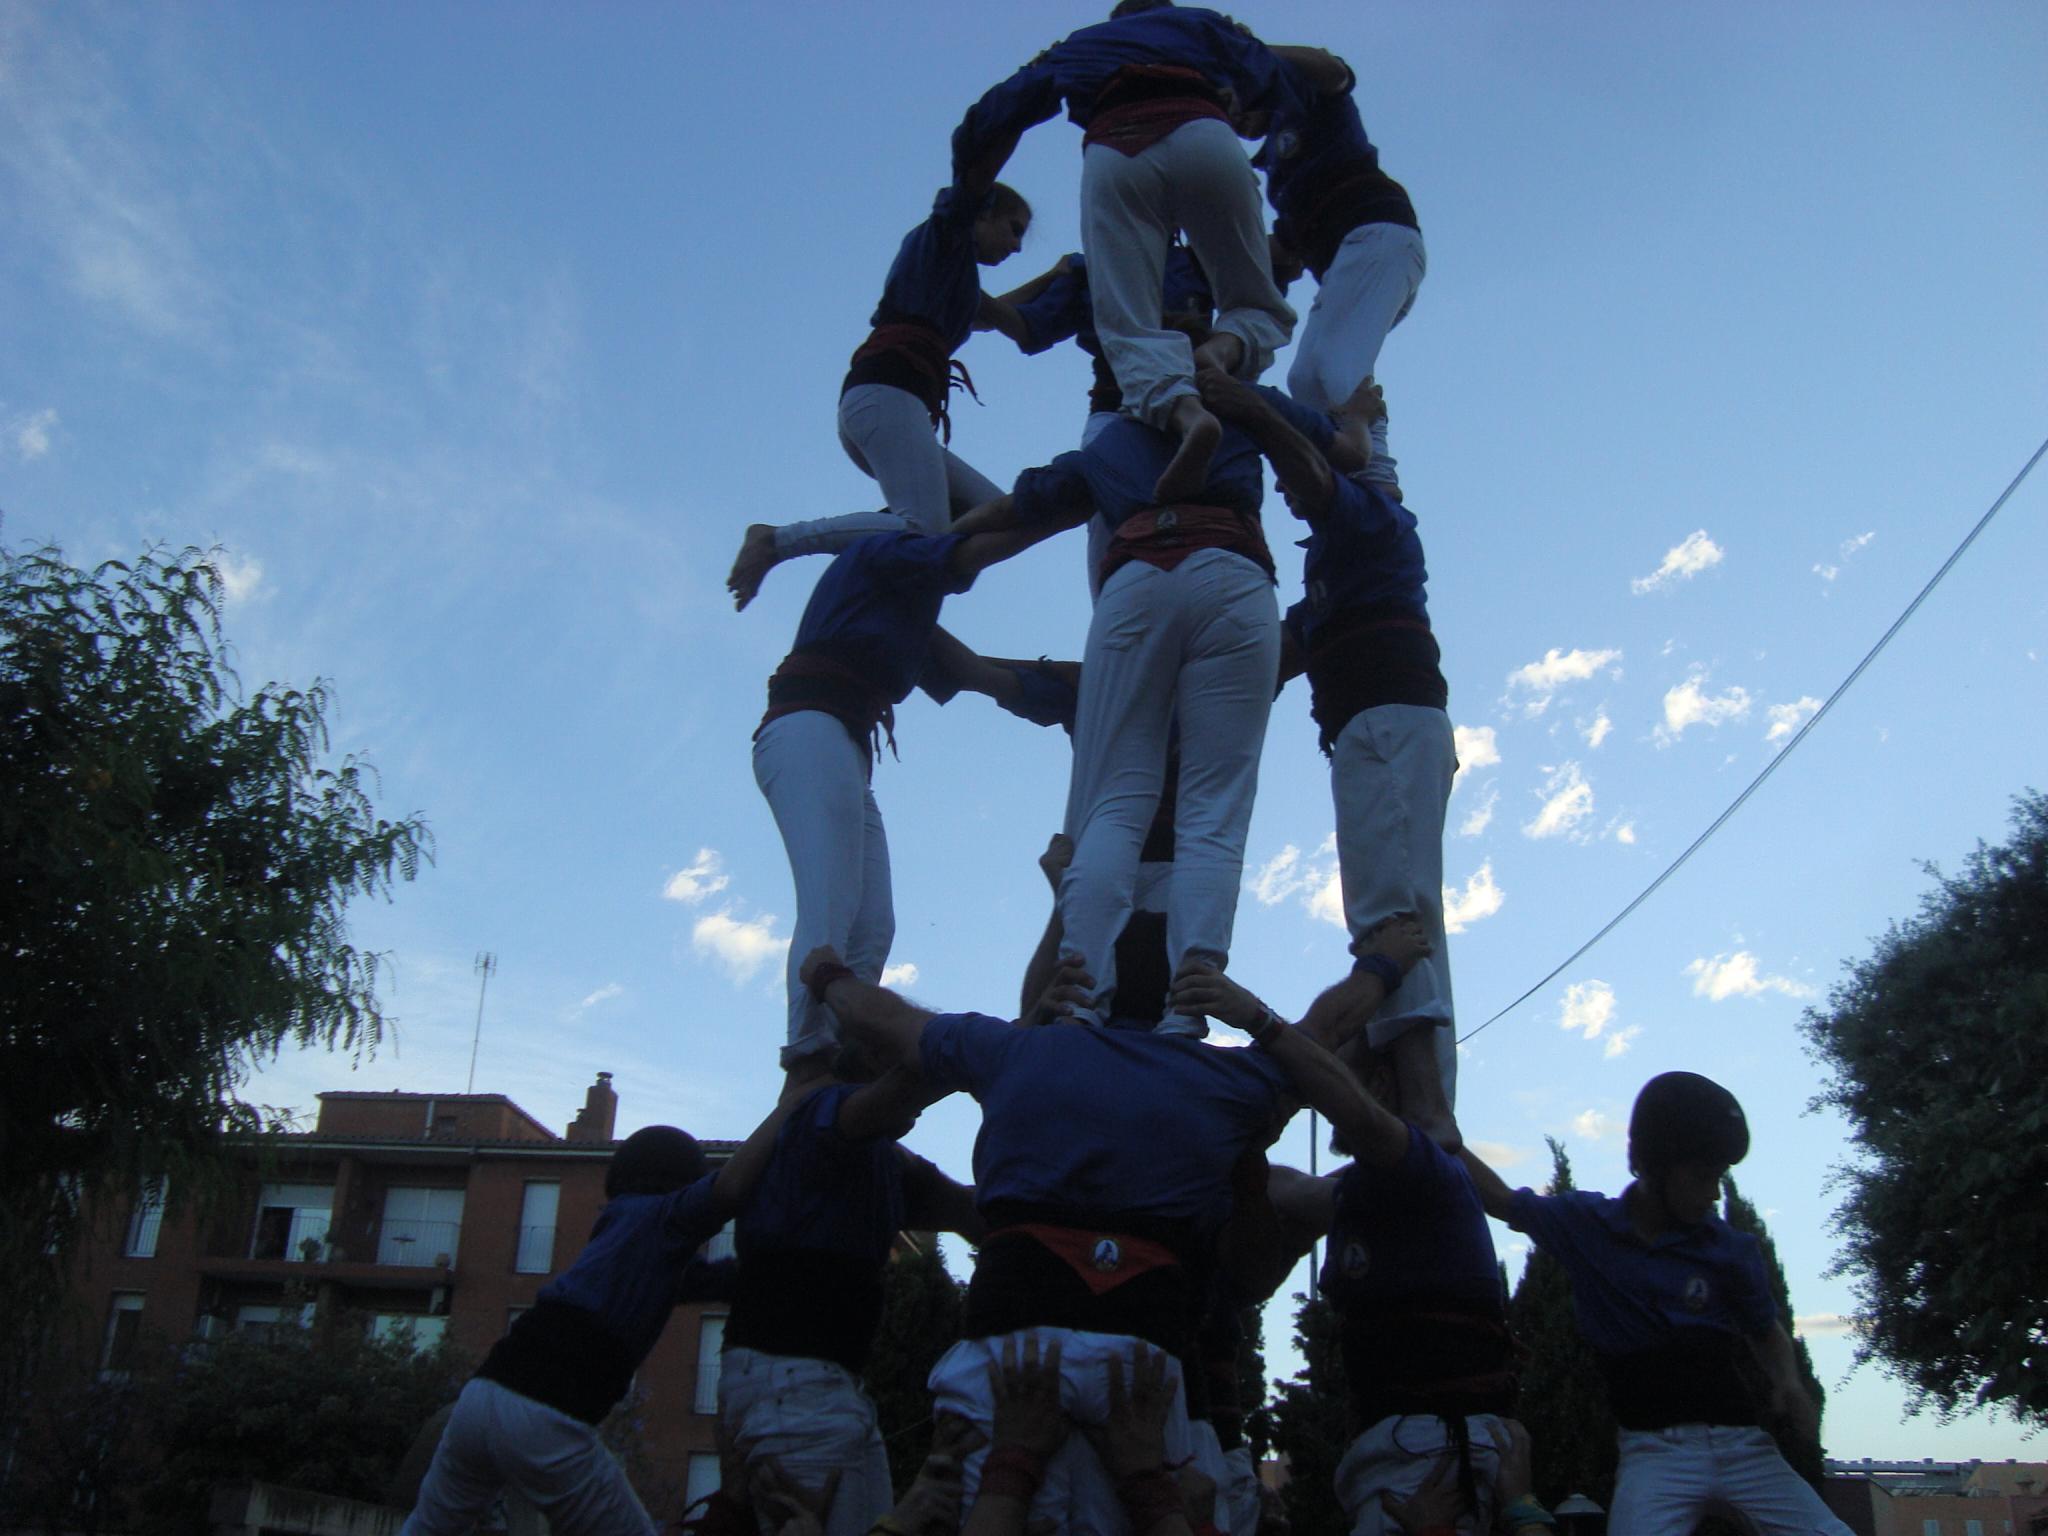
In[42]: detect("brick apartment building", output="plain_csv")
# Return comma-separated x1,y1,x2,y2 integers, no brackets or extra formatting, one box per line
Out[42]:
64,1073,739,1510
1822,1458,2048,1536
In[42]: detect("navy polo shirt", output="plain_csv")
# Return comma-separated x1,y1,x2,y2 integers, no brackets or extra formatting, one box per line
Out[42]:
1253,60,1417,274
871,185,991,354
1321,1126,1499,1310
1014,248,1214,361
1283,474,1430,650
536,1174,723,1372
789,532,975,704
1011,389,1336,536
918,1012,1294,1230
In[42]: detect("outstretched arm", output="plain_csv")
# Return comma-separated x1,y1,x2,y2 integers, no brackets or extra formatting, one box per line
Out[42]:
710,1096,799,1215
1197,367,1338,514
1455,1146,1516,1222
976,291,1033,347
800,946,934,1070
837,1058,952,1143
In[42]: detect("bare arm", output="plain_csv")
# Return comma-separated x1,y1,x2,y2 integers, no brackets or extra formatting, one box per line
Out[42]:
800,946,934,1070
1268,45,1354,96
928,626,1029,713
710,1097,798,1215
976,291,1033,347
1197,368,1337,516
1217,1150,1315,1305
1750,1323,1821,1441
1455,1145,1517,1222
993,254,1074,310
836,1059,950,1143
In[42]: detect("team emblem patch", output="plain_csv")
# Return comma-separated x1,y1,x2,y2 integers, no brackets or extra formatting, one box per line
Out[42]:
1342,1240,1370,1279
1682,1275,1711,1313
1092,1238,1122,1272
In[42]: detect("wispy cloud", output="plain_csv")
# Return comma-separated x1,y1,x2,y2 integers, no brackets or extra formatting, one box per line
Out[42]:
1584,712,1612,749
663,848,732,905
1248,838,1347,931
1572,1109,1624,1141
1459,787,1498,838
1765,696,1822,744
692,911,785,983
1684,950,1815,1002
1814,531,1876,585
573,982,623,1015
215,551,264,604
1610,819,1637,845
881,961,919,988
1453,725,1500,791
1443,862,1504,933
11,406,58,461
1524,761,1594,840
1505,648,1622,717
1656,670,1752,744
1631,530,1724,595
1555,979,1640,1056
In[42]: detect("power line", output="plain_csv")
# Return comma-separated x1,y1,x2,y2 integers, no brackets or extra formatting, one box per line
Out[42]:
1461,430,2048,1044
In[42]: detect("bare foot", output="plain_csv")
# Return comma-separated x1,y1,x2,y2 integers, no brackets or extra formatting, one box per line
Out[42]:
726,523,778,611
1153,399,1222,503
1192,333,1246,375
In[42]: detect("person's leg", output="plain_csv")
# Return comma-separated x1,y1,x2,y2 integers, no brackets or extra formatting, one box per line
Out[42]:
726,1349,894,1536
1080,143,1182,430
1285,224,1426,414
754,713,875,1066
1160,550,1279,1032
400,1381,507,1536
1165,119,1295,383
1607,1427,1715,1536
506,1397,658,1536
1712,1427,1853,1535
942,448,1004,521
1061,562,1184,1023
1330,704,1458,1121
1218,1444,1262,1536
840,787,895,991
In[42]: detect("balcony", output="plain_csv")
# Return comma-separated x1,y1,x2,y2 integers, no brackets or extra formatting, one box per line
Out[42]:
374,1218,461,1269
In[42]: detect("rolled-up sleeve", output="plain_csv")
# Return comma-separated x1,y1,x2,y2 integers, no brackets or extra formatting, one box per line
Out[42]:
919,1011,1025,1097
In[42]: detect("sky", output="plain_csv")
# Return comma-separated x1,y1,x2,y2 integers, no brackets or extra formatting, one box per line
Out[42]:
5,0,2045,1464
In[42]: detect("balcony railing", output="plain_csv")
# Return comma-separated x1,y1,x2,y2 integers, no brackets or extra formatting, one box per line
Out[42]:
250,1210,332,1262
513,1224,556,1274
375,1219,461,1268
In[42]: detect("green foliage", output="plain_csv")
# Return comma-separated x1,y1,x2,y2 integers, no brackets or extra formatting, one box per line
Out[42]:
1234,1301,1269,1460
141,1317,469,1533
862,1240,966,1492
1505,1139,1616,1508
0,542,429,1371
1801,791,2048,1424
1265,1292,1351,1536
1719,1174,1827,1484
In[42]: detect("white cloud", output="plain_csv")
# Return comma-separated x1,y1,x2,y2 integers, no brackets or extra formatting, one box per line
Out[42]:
1613,820,1637,844
12,407,57,460
1442,862,1504,933
1247,839,1347,930
1459,788,1498,838
880,961,919,988
1505,647,1622,717
1765,696,1822,744
1815,532,1875,587
1558,979,1616,1039
1656,670,1752,744
1523,761,1594,840
574,982,623,1013
1305,866,1345,929
1572,1109,1623,1141
692,910,785,983
1841,531,1876,558
215,552,263,604
1631,530,1725,594
1794,1313,1858,1339
663,848,732,905
1813,562,1839,583
1452,725,1500,790
1468,1140,1529,1170
1584,712,1613,749
1684,950,1816,1002
1249,845,1304,906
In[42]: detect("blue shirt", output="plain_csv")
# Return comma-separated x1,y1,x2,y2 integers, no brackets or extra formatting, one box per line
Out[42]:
1283,474,1430,648
1012,389,1336,535
953,7,1293,179
871,185,990,354
789,532,975,704
1013,248,1213,361
1508,1186,1779,1359
737,1083,906,1267
536,1174,723,1371
1320,1126,1500,1311
918,1012,1294,1229
1254,62,1384,231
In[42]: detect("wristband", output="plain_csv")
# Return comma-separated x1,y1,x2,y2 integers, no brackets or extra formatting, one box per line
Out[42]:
1249,1006,1290,1049
1351,951,1403,994
806,961,857,1002
979,1444,1047,1502
1503,1495,1556,1530
1115,1466,1182,1532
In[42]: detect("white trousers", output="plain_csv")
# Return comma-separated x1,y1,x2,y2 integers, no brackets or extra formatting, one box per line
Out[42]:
1610,1426,1852,1535
1331,704,1457,1106
754,711,894,1065
1333,1412,1510,1536
1062,549,1279,1029
1219,1443,1262,1536
929,1328,1194,1536
719,1347,894,1536
1082,409,1120,600
400,1378,655,1536
1286,223,1427,415
775,382,1004,558
1081,119,1295,428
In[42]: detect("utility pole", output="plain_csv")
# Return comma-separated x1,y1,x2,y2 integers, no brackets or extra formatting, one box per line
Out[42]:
467,951,497,1094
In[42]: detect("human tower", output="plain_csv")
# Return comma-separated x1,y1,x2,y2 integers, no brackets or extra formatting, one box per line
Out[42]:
402,8,1853,1535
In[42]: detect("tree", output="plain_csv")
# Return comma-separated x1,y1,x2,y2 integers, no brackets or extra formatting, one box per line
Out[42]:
862,1239,966,1492
0,544,429,1389
1505,1139,1616,1510
1264,1292,1351,1536
1801,791,2048,1424
1719,1174,1827,1485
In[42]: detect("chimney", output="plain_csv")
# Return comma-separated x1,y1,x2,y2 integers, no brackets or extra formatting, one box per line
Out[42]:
568,1072,617,1142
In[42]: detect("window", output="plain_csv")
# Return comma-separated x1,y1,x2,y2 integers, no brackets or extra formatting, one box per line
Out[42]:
685,1453,722,1513
515,1182,559,1274
700,1219,737,1263
694,1315,726,1415
1966,1521,1984,1536
100,1293,144,1378
250,1183,333,1261
234,1302,314,1335
377,1186,464,1267
125,1177,168,1258
367,1314,449,1351
1923,1522,1942,1536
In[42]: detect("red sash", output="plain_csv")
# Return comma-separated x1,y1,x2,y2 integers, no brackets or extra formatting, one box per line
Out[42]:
992,1223,1181,1298
848,323,978,441
1098,503,1275,588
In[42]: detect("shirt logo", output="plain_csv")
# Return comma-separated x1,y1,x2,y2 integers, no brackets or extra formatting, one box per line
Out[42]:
1682,1275,1711,1313
1341,1240,1370,1279
1092,1238,1122,1272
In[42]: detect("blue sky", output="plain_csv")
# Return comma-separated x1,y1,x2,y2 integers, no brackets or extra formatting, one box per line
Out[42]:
5,0,2044,1460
